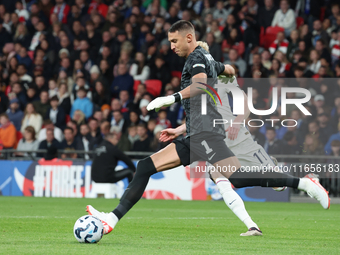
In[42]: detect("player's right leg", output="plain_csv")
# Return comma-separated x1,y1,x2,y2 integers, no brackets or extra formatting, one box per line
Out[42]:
204,137,330,210
87,143,182,234
209,170,262,236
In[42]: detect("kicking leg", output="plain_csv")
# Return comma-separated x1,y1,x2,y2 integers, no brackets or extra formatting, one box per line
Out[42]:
210,156,329,210
87,143,182,234
210,170,262,236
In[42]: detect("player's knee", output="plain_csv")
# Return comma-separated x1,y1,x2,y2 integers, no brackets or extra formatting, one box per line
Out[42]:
135,157,157,177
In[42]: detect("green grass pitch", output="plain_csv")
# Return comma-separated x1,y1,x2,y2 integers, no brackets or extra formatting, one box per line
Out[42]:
0,197,339,255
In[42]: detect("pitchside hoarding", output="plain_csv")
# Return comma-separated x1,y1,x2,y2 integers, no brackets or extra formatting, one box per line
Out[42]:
0,159,288,202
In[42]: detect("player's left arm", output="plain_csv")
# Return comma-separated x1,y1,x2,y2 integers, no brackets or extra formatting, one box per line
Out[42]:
177,72,207,99
226,90,250,140
220,64,235,77
146,71,207,111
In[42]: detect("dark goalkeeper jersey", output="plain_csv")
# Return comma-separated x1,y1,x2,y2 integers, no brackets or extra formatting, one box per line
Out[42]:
181,46,226,137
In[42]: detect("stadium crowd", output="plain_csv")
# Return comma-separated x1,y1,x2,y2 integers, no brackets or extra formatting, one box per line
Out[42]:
0,0,340,165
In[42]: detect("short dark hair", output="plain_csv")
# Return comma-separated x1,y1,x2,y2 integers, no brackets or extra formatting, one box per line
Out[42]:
78,87,87,93
169,20,195,34
64,127,74,134
43,119,53,126
294,66,305,72
283,131,295,142
0,113,9,120
266,127,276,132
50,95,59,102
137,123,147,129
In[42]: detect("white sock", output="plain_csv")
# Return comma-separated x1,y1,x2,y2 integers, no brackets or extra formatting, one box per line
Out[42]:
297,178,308,191
108,212,119,228
216,178,259,230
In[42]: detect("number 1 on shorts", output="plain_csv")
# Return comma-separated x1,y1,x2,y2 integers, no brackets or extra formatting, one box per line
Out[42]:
201,140,213,154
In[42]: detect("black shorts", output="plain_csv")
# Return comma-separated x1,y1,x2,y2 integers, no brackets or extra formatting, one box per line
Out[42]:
173,132,235,166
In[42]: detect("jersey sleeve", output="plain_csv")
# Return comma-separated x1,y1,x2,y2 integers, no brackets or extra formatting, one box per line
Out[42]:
190,53,209,77
190,55,208,77
215,61,225,75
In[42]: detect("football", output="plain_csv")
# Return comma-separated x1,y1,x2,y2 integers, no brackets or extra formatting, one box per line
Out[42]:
73,215,104,243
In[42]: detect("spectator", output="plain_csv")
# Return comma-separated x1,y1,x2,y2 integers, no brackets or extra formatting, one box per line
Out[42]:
306,119,327,146
38,120,64,143
11,82,27,109
34,75,48,95
149,55,172,86
92,80,111,108
150,124,169,152
329,4,340,27
0,90,9,114
33,90,50,119
88,118,103,149
286,30,300,61
110,125,131,152
224,49,247,77
72,110,86,128
71,76,92,103
258,0,278,29
132,123,151,152
156,110,171,129
57,82,71,114
89,65,102,88
88,0,108,18
213,1,229,26
48,78,58,98
6,98,23,131
16,126,39,157
76,123,92,159
331,31,340,66
315,39,332,65
100,120,110,137
205,32,222,63
126,110,140,127
60,127,77,158
245,53,269,78
45,95,66,130
129,52,150,83
264,127,281,154
328,140,340,161
50,0,70,25
0,18,12,50
302,134,325,164
29,20,45,52
311,20,329,47
269,31,289,56
20,103,43,136
221,29,244,62
120,90,133,118
37,128,61,159
139,98,153,123
0,113,17,149
111,110,128,134
271,0,296,37
280,131,301,162
325,122,340,155
17,46,32,70
70,87,93,120
110,63,134,98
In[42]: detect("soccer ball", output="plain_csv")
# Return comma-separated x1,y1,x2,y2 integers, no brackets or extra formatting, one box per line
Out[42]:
73,215,104,243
